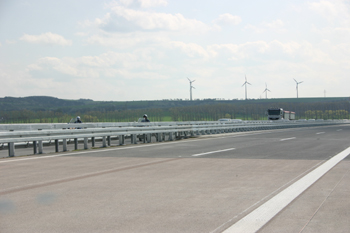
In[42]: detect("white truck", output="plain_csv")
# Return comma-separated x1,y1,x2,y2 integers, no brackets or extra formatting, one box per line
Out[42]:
267,108,295,120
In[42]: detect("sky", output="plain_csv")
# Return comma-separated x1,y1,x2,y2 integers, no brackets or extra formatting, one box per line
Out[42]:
0,0,349,101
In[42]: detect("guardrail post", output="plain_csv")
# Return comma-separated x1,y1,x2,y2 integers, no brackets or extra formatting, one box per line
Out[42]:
131,134,137,144
55,139,59,152
33,141,37,154
63,139,67,151
38,140,43,154
84,137,88,149
168,132,173,141
74,138,78,150
119,135,125,145
8,142,15,157
107,136,111,146
157,133,162,142
147,133,151,143
91,137,95,147
102,136,107,147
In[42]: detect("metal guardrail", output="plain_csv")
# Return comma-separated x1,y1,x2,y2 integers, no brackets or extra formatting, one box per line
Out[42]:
0,119,348,157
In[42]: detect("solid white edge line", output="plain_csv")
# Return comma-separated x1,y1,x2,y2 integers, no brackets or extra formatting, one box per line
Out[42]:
192,148,235,157
280,137,296,141
222,146,350,233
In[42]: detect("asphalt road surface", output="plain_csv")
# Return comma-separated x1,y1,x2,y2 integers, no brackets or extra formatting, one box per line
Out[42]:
1,125,349,233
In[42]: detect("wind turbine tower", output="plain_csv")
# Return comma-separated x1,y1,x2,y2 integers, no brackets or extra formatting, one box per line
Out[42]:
263,83,271,99
293,78,303,98
242,76,251,100
187,78,195,101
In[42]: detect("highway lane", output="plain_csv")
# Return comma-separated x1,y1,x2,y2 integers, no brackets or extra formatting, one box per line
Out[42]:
0,125,349,232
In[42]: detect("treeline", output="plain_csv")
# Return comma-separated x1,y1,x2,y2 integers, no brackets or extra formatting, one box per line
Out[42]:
1,100,349,123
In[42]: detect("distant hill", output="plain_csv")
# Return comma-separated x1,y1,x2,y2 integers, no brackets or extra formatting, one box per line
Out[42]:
0,96,349,113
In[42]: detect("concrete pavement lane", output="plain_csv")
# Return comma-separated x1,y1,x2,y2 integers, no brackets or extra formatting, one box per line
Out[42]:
258,160,350,233
0,125,350,232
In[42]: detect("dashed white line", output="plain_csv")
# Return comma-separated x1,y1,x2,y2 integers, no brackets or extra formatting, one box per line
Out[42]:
280,137,296,141
222,146,350,233
316,132,325,135
192,148,235,157
336,129,342,131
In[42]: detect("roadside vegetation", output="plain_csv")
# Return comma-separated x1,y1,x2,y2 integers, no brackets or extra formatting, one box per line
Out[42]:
0,96,349,123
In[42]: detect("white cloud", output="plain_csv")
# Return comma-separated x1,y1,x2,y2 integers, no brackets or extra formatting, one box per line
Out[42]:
213,13,242,26
139,0,167,8
27,57,100,78
95,5,210,33
20,32,72,46
307,0,350,43
206,40,334,65
26,50,170,80
245,19,285,33
262,19,284,29
244,24,265,33
168,41,209,58
86,32,168,48
117,0,168,8
308,0,349,21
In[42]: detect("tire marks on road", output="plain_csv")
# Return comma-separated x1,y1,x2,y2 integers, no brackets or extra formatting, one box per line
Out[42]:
0,158,180,195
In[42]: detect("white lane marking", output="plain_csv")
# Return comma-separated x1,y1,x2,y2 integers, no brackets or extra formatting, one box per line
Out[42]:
192,148,235,157
210,160,326,233
280,137,296,141
222,146,350,233
336,129,342,131
316,132,325,135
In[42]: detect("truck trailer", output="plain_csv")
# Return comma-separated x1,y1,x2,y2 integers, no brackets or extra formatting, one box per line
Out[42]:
267,108,295,120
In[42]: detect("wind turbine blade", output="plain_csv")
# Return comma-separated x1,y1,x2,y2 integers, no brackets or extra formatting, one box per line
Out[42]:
293,78,297,83
247,82,252,85
299,81,303,84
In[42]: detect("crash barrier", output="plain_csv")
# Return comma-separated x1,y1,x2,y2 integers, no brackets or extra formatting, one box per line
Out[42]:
0,119,348,157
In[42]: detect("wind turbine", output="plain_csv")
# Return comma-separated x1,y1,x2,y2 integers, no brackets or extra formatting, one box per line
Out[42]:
242,75,251,100
187,78,195,101
293,78,303,98
263,83,271,99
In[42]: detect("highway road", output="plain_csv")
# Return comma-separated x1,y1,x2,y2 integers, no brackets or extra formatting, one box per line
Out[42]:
1,125,349,232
